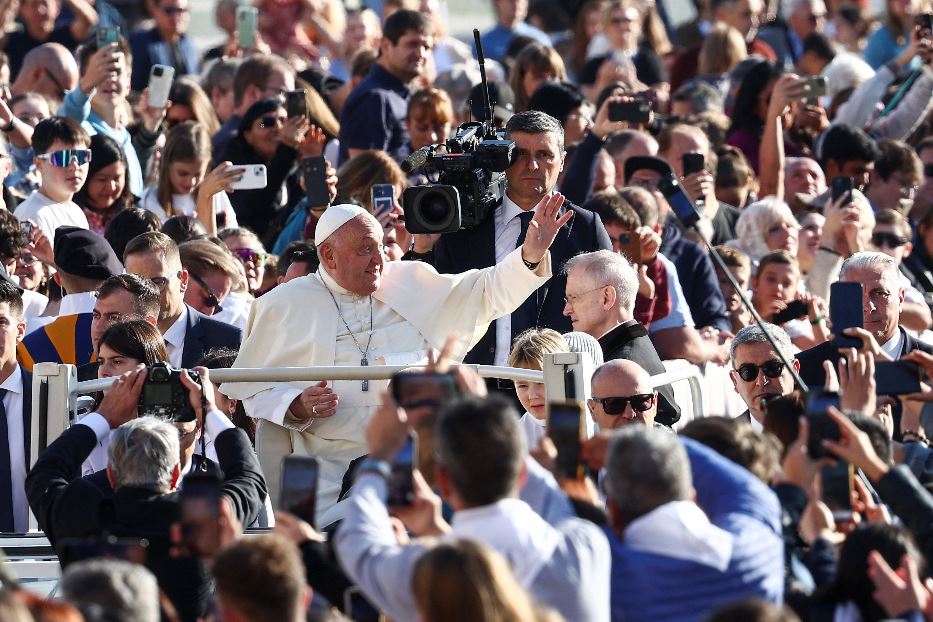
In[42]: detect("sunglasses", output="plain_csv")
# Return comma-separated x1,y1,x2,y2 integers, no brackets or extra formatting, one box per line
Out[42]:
163,5,188,14
258,115,286,129
872,232,909,248
734,360,785,382
233,247,266,266
37,149,92,167
189,272,220,308
589,393,656,414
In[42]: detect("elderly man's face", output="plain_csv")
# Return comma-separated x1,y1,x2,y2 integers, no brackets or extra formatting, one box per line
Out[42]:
730,341,798,423
843,264,905,344
322,216,386,296
563,265,613,338
506,130,565,208
588,363,657,429
785,159,826,199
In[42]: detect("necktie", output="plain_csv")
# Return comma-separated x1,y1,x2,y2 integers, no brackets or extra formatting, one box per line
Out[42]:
0,388,12,532
511,211,538,342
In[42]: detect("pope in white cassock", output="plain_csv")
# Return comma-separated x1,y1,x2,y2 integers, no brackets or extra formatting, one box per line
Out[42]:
223,194,573,526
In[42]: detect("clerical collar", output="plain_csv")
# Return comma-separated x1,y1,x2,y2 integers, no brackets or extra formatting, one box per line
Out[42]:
317,267,356,298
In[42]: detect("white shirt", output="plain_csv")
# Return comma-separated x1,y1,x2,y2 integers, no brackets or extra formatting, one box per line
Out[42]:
493,193,536,366
1,366,27,531
163,307,189,368
881,328,906,361
21,289,48,321
519,411,546,451
211,290,252,331
25,290,98,335
138,187,239,229
14,190,89,242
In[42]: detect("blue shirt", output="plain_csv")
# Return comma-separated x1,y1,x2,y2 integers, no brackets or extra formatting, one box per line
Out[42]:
479,22,551,63
337,63,411,166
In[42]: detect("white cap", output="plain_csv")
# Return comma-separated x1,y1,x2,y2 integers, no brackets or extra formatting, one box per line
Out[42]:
314,204,372,246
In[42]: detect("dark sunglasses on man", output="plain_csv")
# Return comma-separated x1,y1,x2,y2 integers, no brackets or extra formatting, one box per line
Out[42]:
189,273,220,309
871,232,909,248
588,393,656,415
37,149,92,167
734,360,785,382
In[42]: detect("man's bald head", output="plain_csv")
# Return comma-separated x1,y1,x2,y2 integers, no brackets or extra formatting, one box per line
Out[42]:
589,359,658,430
13,43,79,101
317,214,386,296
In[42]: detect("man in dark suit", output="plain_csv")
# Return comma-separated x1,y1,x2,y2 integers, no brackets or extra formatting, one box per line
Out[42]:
123,232,241,371
563,250,679,426
26,366,267,621
796,251,933,389
0,282,32,532
729,323,799,428
424,110,612,370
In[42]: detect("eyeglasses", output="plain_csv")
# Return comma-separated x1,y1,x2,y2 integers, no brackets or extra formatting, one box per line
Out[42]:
258,115,286,129
37,149,92,167
872,232,909,248
17,254,37,266
589,393,656,415
734,360,785,382
563,285,608,306
233,247,266,266
149,272,180,290
631,177,661,191
189,272,220,308
163,5,188,14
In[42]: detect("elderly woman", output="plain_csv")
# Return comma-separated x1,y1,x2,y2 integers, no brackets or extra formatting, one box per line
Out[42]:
733,198,800,267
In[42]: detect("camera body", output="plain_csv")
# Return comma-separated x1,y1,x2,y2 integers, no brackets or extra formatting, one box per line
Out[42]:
403,122,514,234
138,363,200,422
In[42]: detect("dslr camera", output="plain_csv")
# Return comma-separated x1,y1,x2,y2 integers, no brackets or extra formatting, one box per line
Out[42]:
138,363,200,422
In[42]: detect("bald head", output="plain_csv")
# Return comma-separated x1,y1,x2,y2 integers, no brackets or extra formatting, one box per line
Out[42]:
318,215,386,296
590,359,658,430
13,43,79,102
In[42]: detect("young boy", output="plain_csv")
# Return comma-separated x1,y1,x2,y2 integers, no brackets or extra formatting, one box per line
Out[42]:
509,328,569,451
714,245,752,334
750,250,828,350
15,116,90,242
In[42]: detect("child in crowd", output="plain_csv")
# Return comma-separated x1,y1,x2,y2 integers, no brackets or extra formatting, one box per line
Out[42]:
508,328,569,450
751,250,828,350
15,116,91,241
714,245,753,334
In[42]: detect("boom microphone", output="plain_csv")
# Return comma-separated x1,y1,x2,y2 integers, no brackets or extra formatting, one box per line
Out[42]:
401,147,431,174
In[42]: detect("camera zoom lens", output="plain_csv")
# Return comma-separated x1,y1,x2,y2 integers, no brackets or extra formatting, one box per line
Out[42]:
420,192,451,225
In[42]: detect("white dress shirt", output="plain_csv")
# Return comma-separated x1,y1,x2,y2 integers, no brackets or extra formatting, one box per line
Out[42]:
881,328,906,361
163,308,189,368
493,193,537,366
2,366,27,531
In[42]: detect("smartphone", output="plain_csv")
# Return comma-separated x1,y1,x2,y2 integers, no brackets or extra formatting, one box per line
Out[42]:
371,184,395,220
821,461,854,522
228,164,267,190
147,64,174,109
286,89,308,119
830,281,864,349
682,152,705,176
20,221,32,237
831,176,853,205
874,360,922,395
386,434,417,507
280,455,319,528
96,25,119,49
391,371,459,410
916,13,933,32
59,536,148,569
608,100,651,124
771,299,809,324
802,76,828,99
806,390,841,459
658,175,701,228
548,401,585,480
236,6,259,49
301,156,330,207
180,473,222,557
616,230,643,264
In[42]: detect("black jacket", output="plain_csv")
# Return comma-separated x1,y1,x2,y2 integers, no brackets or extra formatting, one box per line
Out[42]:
180,306,242,368
598,320,680,425
26,423,266,621
432,200,612,365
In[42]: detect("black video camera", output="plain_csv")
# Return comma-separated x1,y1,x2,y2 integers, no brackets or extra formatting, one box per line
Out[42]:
401,31,514,234
138,362,200,422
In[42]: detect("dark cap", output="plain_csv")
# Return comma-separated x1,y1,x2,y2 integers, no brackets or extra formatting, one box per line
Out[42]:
527,81,586,126
238,98,282,134
298,68,344,98
469,81,515,123
624,156,674,184
54,226,123,280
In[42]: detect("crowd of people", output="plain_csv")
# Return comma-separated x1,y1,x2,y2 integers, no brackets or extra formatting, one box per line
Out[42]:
1,0,933,619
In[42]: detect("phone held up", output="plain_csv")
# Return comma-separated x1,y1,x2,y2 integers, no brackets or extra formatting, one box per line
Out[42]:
548,401,586,480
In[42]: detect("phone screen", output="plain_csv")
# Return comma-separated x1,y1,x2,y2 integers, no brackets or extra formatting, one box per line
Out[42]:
608,101,651,124
830,281,864,349
386,434,416,507
548,401,584,479
371,184,395,219
180,474,222,557
280,456,319,528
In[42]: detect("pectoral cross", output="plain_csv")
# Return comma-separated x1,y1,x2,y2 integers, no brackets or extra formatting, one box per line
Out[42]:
361,357,369,391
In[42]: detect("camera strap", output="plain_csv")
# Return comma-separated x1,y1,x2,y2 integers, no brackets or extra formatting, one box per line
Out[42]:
199,391,209,473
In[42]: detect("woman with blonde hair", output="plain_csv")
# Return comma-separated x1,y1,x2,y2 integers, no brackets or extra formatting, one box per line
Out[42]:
733,197,801,265
697,23,748,82
413,539,563,622
509,42,568,113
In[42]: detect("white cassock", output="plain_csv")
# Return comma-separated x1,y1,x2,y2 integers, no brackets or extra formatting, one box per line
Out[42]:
222,246,552,526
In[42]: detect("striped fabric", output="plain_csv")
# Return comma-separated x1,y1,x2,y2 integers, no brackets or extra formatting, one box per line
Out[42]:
18,313,95,372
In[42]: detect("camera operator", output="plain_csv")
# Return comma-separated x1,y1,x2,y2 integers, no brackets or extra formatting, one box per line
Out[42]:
26,364,267,622
424,110,612,376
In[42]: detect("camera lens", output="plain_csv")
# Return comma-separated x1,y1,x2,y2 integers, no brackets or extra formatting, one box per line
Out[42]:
418,190,452,226
150,367,169,382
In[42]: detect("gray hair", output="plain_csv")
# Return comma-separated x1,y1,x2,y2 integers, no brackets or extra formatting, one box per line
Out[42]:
562,331,605,368
729,322,795,364
506,110,565,152
564,250,639,315
60,559,160,622
840,251,902,290
734,197,799,263
108,417,180,492
604,426,692,523
672,81,724,114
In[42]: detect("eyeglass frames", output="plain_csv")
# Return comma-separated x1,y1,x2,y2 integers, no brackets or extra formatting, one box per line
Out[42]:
588,394,656,415
189,272,220,309
734,360,785,382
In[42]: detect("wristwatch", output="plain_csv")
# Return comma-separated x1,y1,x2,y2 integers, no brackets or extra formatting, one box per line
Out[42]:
356,458,392,481
0,117,14,133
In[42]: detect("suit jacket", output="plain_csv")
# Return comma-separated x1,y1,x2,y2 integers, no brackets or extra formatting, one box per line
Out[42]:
128,28,199,92
599,321,681,426
26,424,266,621
181,306,242,368
432,200,612,364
